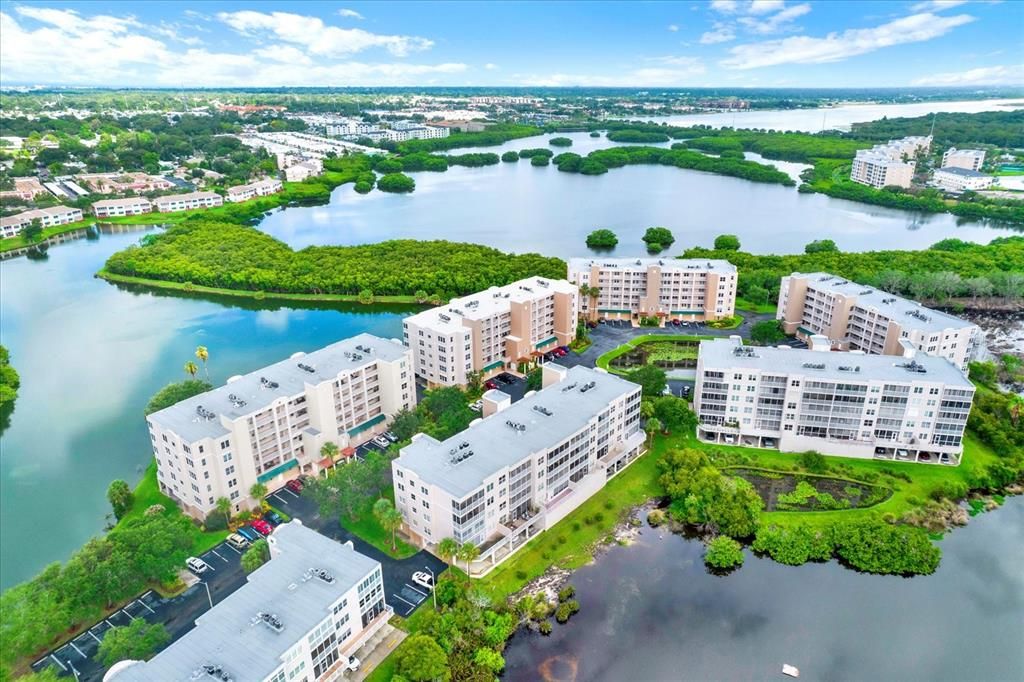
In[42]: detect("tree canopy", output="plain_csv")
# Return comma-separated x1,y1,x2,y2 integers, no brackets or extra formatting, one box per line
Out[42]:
586,228,618,249
145,379,212,415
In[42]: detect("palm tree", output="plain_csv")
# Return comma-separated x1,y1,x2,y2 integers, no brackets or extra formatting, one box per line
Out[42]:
437,537,459,569
320,442,339,465
249,482,268,500
457,541,480,578
644,417,663,446
183,360,199,379
215,496,232,524
195,346,210,380
373,498,404,551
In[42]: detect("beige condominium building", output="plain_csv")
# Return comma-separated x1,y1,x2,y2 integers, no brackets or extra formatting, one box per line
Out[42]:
108,521,391,682
146,334,415,519
402,277,578,388
154,190,224,213
568,257,737,323
392,364,643,574
777,272,979,372
226,178,284,202
850,135,932,189
694,336,975,464
941,147,985,171
92,196,153,218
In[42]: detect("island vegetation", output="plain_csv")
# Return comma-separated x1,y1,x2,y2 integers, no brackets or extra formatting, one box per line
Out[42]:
0,346,19,406
376,172,416,194
586,228,619,249
102,221,567,303
395,123,542,154
607,129,671,143
642,226,675,253
548,136,573,147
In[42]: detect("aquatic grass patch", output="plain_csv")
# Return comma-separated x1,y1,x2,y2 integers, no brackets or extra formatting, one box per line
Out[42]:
596,334,713,375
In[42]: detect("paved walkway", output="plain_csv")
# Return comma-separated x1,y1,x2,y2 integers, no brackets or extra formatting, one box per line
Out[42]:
352,625,407,681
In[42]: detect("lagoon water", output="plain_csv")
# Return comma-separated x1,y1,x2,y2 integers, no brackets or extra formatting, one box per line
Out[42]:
1,98,1021,589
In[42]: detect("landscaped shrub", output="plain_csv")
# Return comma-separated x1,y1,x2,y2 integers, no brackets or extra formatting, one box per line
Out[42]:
515,569,528,580
704,536,744,570
555,602,573,623
647,509,666,526
539,620,553,635
800,451,828,473
558,585,575,602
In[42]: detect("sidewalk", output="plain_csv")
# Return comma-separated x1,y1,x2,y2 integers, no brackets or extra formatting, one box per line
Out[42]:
351,624,407,681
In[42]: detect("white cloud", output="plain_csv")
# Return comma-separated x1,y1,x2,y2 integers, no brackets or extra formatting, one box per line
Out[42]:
710,0,740,12
337,9,365,19
910,0,968,11
216,10,433,57
748,0,786,14
0,8,463,86
700,22,736,43
484,63,499,70
738,3,810,34
152,21,203,45
520,58,705,87
668,24,680,31
721,12,975,69
911,63,1024,85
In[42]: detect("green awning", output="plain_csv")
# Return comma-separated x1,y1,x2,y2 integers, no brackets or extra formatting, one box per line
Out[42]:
348,413,386,437
597,308,632,314
797,326,816,336
670,309,703,314
535,336,558,349
257,458,298,483
483,360,505,372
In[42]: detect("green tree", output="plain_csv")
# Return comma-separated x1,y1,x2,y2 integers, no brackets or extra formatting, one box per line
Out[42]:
466,370,482,394
183,360,199,379
526,367,543,392
373,498,404,551
414,289,429,303
358,289,374,304
437,537,459,568
97,618,170,666
397,634,450,682
321,441,340,463
0,344,20,406
642,226,675,249
628,364,667,397
22,218,44,243
705,536,744,569
652,396,695,432
457,542,480,576
214,496,232,524
194,346,210,381
249,482,268,501
644,417,663,445
501,150,519,162
964,276,993,301
144,379,212,415
106,479,134,520
714,234,741,251
585,229,618,248
804,239,839,254
473,647,506,673
241,538,270,573
390,408,423,442
377,172,416,193
750,320,785,345
549,136,573,147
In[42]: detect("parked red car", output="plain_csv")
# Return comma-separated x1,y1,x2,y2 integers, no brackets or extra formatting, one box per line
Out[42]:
251,519,273,536
485,380,499,390
285,478,304,493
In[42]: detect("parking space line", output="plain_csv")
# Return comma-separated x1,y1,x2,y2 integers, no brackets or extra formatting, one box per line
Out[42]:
209,549,228,563
283,488,299,499
123,609,137,620
87,630,103,643
48,655,67,672
404,583,427,598
68,641,86,658
224,543,242,554
391,593,416,608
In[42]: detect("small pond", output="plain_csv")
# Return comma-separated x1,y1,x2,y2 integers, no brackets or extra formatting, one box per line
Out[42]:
609,339,701,371
728,468,892,511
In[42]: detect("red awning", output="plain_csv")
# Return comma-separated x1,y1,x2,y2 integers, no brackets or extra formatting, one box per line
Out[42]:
341,447,356,458
318,457,334,469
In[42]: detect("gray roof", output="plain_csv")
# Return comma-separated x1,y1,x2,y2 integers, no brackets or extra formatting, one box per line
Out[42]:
699,338,972,387
936,166,988,178
792,272,977,334
111,522,379,682
396,365,639,498
148,333,407,442
569,257,736,274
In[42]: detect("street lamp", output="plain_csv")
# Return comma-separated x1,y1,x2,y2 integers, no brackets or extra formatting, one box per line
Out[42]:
424,566,436,609
201,581,213,609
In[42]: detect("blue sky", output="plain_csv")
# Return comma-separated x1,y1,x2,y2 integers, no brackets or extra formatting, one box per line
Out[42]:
0,1,1020,88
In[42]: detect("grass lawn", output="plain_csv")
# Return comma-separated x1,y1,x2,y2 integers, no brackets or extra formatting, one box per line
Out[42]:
735,297,777,314
341,491,419,560
596,333,713,374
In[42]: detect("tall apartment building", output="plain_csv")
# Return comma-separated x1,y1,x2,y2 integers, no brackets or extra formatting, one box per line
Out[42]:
226,178,284,203
941,147,985,171
154,191,224,213
932,167,995,193
108,521,390,682
92,197,153,218
403,277,578,388
694,336,975,464
393,364,643,572
568,257,737,323
146,334,415,519
850,135,932,189
0,206,83,238
384,122,450,141
776,272,979,372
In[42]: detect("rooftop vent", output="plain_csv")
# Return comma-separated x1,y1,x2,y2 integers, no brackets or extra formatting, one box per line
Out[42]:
195,405,216,420
450,448,475,464
439,313,451,322
801,362,826,370
305,567,335,584
351,353,363,361
254,612,284,633
505,419,527,432
297,362,315,373
192,664,233,682
882,297,898,304
228,393,247,408
579,381,597,393
259,376,279,389
561,382,578,392
466,300,479,308
354,344,373,354
838,365,861,372
537,279,549,287
732,346,758,358
859,289,873,295
898,360,928,374
520,286,533,292
906,309,931,322
533,405,553,416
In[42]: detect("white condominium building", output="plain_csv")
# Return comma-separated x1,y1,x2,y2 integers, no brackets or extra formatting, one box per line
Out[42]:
92,197,153,218
777,272,979,372
941,147,985,171
226,178,284,203
154,191,224,213
385,121,450,141
0,206,83,238
850,135,932,189
146,334,415,519
393,364,643,573
284,159,324,182
694,336,975,464
108,521,391,682
932,167,995,193
568,257,737,323
403,277,578,388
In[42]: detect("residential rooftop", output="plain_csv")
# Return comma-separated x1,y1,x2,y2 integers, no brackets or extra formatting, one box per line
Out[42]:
935,167,989,178
699,337,973,387
396,365,638,498
405,276,576,331
147,333,407,442
791,272,977,334
92,197,152,208
154,190,221,204
110,522,378,682
569,257,736,274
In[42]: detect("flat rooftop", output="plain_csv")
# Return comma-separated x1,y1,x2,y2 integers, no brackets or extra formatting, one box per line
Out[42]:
936,167,989,178
792,272,976,334
405,276,576,332
396,365,638,498
569,257,736,274
110,522,378,682
699,337,973,387
148,333,407,442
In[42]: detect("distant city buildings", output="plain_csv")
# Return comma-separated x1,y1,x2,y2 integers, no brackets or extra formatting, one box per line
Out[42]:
0,205,82,238
403,277,578,388
107,521,390,682
932,167,995,193
154,190,223,213
568,257,737,323
776,272,979,371
226,178,283,203
76,172,175,195
92,197,153,218
694,336,974,464
941,147,986,171
146,334,415,519
240,131,379,159
850,135,932,189
393,364,643,572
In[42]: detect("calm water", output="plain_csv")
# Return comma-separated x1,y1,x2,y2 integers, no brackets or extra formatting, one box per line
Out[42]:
632,98,1024,132
504,498,1024,682
0,231,413,588
259,130,1017,257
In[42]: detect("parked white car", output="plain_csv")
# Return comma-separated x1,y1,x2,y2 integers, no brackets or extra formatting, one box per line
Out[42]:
345,655,361,672
411,571,434,590
186,557,210,574
372,435,391,448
